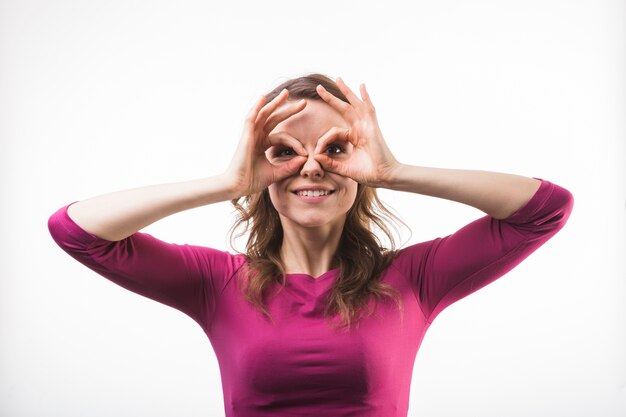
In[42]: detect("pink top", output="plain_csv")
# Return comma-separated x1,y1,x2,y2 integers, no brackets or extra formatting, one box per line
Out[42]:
47,177,574,417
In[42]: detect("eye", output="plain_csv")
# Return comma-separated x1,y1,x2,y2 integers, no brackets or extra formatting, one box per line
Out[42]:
324,143,345,155
272,147,296,158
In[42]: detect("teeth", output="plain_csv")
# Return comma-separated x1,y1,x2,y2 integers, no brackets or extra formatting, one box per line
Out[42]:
297,190,331,197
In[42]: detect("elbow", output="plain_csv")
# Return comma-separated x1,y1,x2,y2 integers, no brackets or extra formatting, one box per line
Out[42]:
537,186,575,235
554,186,575,228
48,210,65,245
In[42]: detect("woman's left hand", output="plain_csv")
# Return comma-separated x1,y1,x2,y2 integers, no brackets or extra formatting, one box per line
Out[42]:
313,77,402,188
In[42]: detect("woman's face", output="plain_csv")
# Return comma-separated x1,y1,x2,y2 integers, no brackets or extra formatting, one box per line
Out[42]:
266,99,359,230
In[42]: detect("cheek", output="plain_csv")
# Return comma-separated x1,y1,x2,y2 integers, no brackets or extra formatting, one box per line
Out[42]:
266,185,278,205
267,184,287,210
346,180,359,197
340,182,359,208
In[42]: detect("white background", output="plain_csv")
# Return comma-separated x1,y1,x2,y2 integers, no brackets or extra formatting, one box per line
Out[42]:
2,0,624,416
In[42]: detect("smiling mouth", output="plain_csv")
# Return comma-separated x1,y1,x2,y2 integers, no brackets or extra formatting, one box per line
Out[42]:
292,190,336,197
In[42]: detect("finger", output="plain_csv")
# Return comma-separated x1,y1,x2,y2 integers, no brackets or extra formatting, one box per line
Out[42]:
312,154,348,177
263,98,307,134
335,77,366,114
315,84,358,124
274,155,307,179
265,131,308,156
314,126,353,154
359,83,376,113
245,95,268,126
255,88,290,126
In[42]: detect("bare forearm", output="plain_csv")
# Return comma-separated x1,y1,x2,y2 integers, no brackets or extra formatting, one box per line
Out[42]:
66,173,237,241
382,164,542,220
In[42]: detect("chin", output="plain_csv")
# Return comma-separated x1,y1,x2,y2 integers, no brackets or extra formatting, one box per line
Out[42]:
298,220,329,228
281,212,345,230
292,216,333,228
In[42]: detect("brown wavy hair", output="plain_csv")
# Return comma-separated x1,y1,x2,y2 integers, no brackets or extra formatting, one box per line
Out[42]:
228,73,410,333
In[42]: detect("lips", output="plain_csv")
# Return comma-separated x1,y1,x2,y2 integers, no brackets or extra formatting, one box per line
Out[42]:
290,188,336,203
292,186,334,193
294,189,335,197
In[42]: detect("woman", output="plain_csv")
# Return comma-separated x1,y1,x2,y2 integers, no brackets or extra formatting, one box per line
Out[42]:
48,73,574,416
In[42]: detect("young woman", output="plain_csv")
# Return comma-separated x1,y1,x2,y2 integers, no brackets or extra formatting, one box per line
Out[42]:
48,73,574,416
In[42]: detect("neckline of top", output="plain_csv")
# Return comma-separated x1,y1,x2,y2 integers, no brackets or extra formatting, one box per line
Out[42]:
284,268,340,281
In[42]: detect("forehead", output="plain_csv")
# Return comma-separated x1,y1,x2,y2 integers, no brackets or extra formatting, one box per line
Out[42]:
270,100,347,143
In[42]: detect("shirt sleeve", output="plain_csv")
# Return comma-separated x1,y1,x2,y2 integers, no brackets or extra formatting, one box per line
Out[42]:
47,201,242,329
392,177,574,324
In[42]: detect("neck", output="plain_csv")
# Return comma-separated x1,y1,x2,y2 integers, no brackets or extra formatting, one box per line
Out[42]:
279,217,345,278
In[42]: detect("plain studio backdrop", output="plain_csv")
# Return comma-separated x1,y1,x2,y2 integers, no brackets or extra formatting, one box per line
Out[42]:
1,0,624,416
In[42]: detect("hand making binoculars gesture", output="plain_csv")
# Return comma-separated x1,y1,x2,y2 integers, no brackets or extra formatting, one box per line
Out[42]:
224,77,402,198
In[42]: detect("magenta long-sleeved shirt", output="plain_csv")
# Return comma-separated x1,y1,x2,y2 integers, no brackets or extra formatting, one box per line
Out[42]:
48,177,573,417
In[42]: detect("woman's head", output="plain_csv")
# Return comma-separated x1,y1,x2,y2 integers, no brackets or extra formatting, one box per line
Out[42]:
265,97,358,232
229,73,409,332
231,74,389,251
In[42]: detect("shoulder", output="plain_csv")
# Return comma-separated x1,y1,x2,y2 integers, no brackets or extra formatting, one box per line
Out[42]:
387,238,442,276
394,238,442,263
183,245,249,287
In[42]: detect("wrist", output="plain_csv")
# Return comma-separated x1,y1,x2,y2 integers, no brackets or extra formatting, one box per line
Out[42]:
221,174,245,201
377,161,406,189
202,173,240,203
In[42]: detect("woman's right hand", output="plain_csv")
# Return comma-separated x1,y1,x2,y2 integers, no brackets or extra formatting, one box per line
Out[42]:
224,88,309,198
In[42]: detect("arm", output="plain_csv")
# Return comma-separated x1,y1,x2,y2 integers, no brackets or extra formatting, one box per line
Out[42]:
47,174,242,328
382,165,543,220
48,90,312,326
311,78,574,323
62,91,312,242
64,174,237,242
389,171,574,324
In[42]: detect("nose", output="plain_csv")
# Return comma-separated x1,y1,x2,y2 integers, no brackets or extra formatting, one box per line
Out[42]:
299,153,324,179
